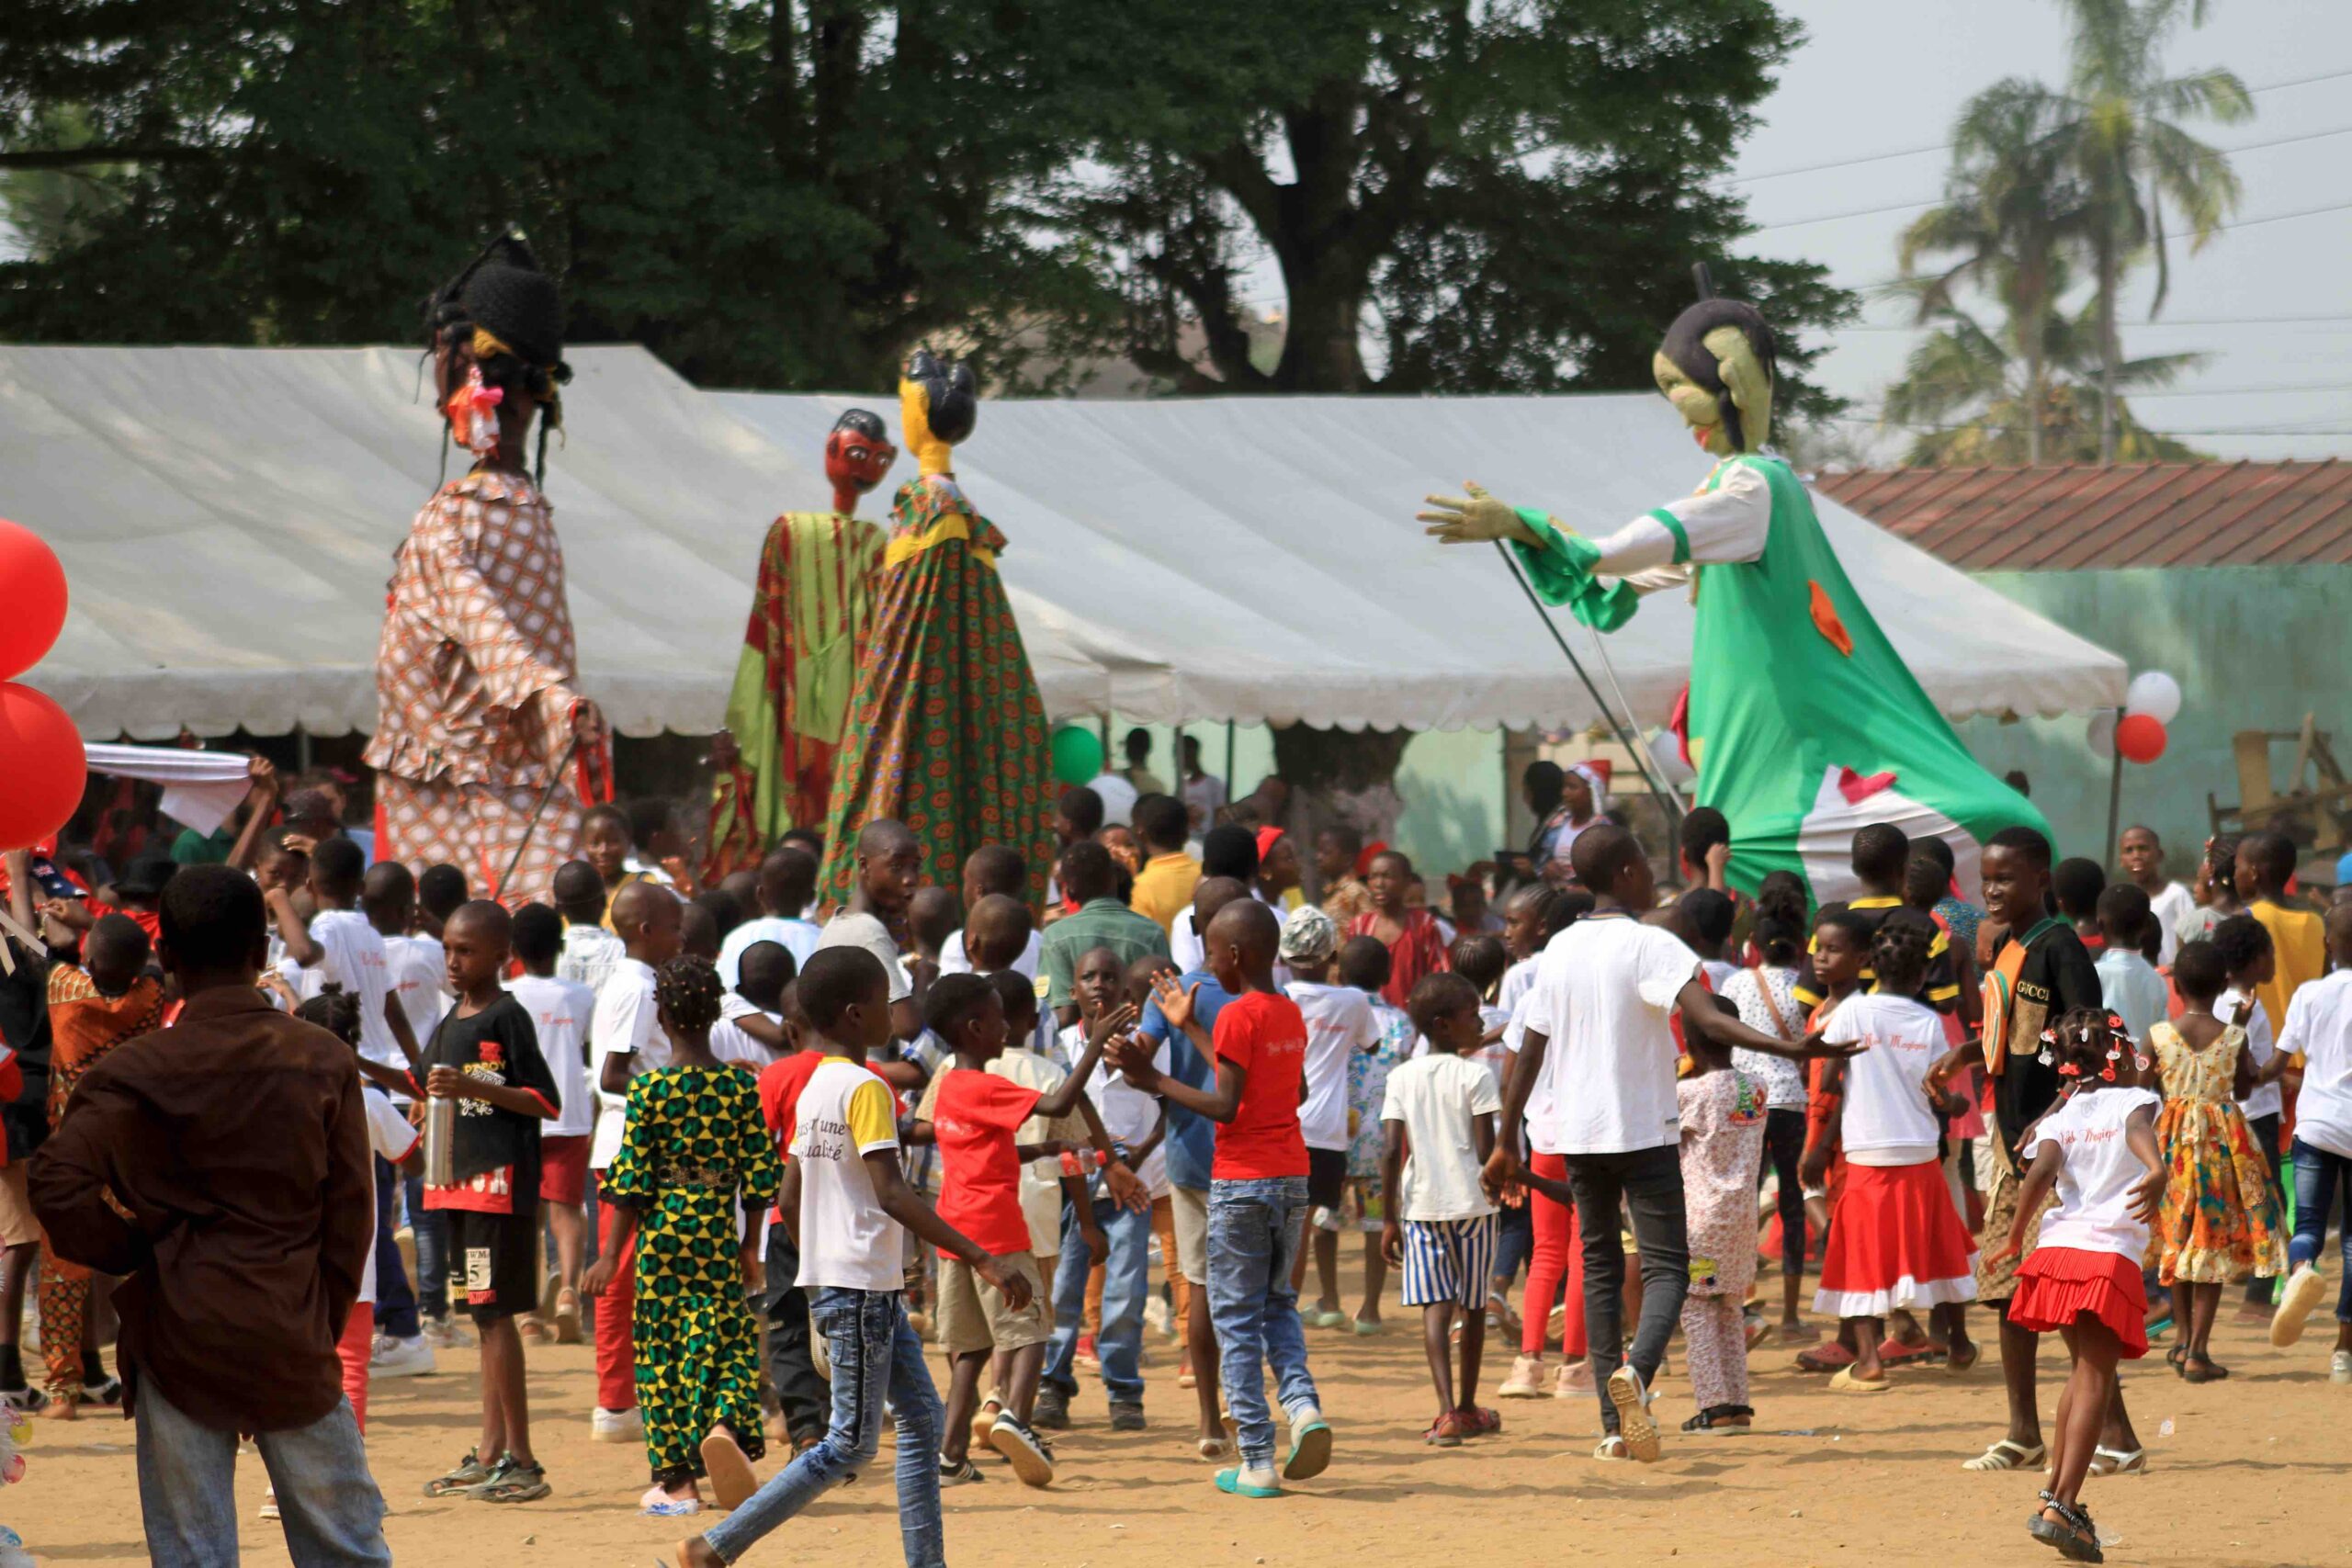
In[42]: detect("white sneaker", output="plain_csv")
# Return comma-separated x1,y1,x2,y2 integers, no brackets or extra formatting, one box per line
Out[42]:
593,1406,644,1443
2331,1349,2352,1385
368,1335,435,1379
258,1489,279,1521
1498,1354,1547,1399
2271,1264,2325,1348
421,1314,473,1350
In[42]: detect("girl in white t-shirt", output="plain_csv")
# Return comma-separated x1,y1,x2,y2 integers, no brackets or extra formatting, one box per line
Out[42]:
1808,912,1979,1390
1988,1009,2164,1564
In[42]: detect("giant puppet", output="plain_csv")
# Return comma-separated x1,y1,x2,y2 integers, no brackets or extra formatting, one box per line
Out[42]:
367,237,606,904
817,350,1056,907
704,411,896,881
1420,298,2047,901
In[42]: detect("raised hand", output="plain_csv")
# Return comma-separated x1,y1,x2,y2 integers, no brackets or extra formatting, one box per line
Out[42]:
1418,482,1536,547
1148,971,1199,1033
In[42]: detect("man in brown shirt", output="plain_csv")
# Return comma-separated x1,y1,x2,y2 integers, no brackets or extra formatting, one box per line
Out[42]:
31,864,390,1565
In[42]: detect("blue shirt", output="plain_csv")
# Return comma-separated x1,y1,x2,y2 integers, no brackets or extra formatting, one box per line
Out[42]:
1138,967,1233,1191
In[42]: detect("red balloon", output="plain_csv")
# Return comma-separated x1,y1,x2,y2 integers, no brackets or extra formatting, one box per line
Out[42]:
2115,713,2167,765
0,682,85,849
0,520,65,682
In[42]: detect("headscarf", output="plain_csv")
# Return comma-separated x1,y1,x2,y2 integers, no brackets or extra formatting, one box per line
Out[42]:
1568,761,1610,820
1279,905,1340,965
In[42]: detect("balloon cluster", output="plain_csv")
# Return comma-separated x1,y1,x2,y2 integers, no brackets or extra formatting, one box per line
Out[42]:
2087,671,2179,766
0,520,84,849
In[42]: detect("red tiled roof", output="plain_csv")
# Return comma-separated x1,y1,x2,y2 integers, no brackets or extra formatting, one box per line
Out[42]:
1814,460,2352,571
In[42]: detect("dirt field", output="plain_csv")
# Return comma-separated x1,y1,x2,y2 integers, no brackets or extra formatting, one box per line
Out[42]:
14,1244,2346,1568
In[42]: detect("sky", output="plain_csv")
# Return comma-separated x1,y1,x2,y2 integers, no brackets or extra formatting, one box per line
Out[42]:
1733,0,2352,463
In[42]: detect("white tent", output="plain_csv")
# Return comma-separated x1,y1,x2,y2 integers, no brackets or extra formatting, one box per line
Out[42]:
0,343,2124,742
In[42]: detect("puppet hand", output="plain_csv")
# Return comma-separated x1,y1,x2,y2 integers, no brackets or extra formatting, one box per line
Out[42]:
1419,483,1539,547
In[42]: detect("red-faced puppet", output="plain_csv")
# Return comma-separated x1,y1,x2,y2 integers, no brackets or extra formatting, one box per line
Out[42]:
825,409,897,515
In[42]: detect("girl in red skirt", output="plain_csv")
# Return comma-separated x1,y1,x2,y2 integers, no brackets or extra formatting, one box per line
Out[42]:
1986,1010,2164,1564
1807,911,1980,1390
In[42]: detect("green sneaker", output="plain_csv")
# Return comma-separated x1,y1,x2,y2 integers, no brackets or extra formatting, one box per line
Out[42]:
423,1449,492,1498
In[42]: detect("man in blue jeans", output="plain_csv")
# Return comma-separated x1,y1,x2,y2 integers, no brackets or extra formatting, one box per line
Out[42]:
1112,899,1333,1498
682,947,1030,1568
1037,946,1165,1430
31,865,389,1564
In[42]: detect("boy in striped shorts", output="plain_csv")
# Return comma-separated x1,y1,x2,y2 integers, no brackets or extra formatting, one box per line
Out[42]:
1380,972,1513,1447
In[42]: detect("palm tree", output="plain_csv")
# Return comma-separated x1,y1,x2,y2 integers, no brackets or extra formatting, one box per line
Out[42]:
1878,277,2208,466
1898,80,2094,464
2057,0,2251,460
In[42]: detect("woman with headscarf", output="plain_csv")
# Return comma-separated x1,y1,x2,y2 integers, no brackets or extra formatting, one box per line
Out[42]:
366,236,605,904
1526,761,1606,881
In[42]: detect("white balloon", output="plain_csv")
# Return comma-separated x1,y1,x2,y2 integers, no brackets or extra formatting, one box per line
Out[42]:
2087,710,2117,760
2124,670,2182,726
1645,728,1695,786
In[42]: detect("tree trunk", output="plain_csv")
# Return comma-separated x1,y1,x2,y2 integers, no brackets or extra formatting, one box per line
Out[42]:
1271,725,1411,899
2096,234,2120,464
1272,268,1368,391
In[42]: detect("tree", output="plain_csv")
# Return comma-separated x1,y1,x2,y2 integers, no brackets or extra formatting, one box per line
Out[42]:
2056,0,2250,461
0,1,1101,389
1877,279,2208,465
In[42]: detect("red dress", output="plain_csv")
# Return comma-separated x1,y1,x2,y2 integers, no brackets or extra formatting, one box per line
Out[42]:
1347,908,1451,1010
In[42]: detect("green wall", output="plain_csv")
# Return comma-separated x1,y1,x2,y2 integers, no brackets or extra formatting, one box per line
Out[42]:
1954,564,2352,877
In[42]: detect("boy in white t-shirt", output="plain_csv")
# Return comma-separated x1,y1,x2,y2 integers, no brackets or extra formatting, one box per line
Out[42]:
1380,973,1513,1447
1280,908,1382,1328
675,947,1032,1568
2268,903,2352,1365
717,847,826,989
509,904,597,1346
586,881,681,1440
1487,825,1849,1463
364,862,459,1344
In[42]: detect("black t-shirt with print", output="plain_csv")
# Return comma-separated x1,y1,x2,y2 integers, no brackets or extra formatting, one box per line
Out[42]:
421,994,560,1213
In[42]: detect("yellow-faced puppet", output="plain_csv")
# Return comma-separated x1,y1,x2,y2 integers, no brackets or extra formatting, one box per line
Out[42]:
1653,299,1775,458
898,347,978,477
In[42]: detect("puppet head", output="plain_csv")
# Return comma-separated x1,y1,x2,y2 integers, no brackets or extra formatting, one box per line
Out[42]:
1654,299,1775,458
423,233,573,479
899,347,978,477
824,409,897,514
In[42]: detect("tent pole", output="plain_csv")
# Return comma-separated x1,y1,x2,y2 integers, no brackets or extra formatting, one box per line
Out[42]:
1225,720,1237,813
2103,707,2125,873
1490,542,1683,833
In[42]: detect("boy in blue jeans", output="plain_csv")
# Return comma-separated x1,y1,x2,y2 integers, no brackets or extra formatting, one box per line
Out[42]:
677,947,1033,1568
1112,899,1333,1497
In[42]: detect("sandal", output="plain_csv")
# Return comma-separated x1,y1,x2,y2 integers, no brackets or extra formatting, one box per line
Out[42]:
470,1456,551,1504
1195,1435,1232,1461
1423,1411,1466,1448
1796,1342,1856,1373
1681,1406,1752,1434
1592,1434,1632,1461
2086,1445,2147,1477
2165,1345,2188,1376
1829,1366,1891,1394
1962,1438,2047,1472
1454,1404,1501,1437
2028,1492,2103,1562
2181,1354,2228,1385
423,1448,493,1498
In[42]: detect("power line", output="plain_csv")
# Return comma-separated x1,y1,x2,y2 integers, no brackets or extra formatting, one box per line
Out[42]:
1833,313,2352,332
1825,411,2352,436
1729,66,2352,186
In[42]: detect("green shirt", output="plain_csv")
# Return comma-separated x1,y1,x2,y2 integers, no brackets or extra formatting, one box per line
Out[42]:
1040,897,1171,1009
171,826,236,865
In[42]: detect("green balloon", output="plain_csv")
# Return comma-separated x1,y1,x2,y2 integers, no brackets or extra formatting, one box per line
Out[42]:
1050,726,1104,786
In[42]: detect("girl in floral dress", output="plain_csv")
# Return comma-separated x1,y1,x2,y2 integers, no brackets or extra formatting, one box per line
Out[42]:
1678,1001,1770,1431
1343,935,1413,1332
2151,940,2287,1382
589,956,781,1517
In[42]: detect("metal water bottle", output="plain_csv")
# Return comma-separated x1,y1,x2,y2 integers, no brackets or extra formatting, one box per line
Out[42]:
424,1095,457,1186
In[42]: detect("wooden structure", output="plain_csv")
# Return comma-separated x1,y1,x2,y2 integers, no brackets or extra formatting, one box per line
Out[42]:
2210,716,2352,853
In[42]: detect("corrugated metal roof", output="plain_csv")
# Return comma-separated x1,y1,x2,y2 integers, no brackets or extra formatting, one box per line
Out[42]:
1814,460,2352,570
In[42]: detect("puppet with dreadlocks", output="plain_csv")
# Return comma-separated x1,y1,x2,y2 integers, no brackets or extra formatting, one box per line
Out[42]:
1420,298,2046,903
816,350,1055,907
365,235,607,905
703,412,895,881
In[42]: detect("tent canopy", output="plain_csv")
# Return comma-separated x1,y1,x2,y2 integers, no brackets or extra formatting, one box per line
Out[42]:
1,344,2124,741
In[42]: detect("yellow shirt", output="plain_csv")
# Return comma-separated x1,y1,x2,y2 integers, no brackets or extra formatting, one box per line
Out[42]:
1129,852,1203,933
2250,897,2326,1044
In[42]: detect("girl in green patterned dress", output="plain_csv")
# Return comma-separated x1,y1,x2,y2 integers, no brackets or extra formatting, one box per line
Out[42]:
587,956,782,1517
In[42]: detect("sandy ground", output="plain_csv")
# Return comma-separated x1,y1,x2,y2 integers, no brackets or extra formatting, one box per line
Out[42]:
13,1239,2347,1568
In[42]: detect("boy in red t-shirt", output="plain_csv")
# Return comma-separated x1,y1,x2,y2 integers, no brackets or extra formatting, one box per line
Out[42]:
908,974,1128,1488
1114,900,1332,1500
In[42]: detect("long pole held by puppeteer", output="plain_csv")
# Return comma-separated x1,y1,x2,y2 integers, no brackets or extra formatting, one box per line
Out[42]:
494,735,584,901
2103,706,2126,873
1492,543,1684,834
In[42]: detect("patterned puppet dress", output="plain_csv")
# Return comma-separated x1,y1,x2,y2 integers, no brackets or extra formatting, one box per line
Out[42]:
819,473,1056,907
604,1064,782,1485
2149,1022,2285,1286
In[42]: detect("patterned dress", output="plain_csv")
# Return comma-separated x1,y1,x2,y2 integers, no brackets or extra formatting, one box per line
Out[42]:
1346,908,1452,1010
604,1064,782,1484
2150,1022,2285,1285
1347,1001,1415,1192
818,473,1055,907
365,471,594,905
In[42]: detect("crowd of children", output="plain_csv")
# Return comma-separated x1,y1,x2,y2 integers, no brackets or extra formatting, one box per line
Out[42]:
15,759,2352,1568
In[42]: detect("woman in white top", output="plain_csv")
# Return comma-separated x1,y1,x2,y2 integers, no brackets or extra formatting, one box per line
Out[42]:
1720,877,1812,1340
1806,912,1979,1389
1987,1009,2164,1565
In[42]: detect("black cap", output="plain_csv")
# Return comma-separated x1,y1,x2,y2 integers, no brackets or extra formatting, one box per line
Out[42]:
117,854,179,899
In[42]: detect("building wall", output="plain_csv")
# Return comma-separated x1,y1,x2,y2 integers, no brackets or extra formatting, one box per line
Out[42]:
1953,564,2352,876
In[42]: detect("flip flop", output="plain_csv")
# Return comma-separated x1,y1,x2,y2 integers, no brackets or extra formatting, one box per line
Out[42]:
1828,1366,1891,1394
1962,1438,2047,1472
1196,1435,1232,1461
1796,1342,1856,1372
1283,1417,1333,1481
700,1431,758,1511
1214,1466,1282,1499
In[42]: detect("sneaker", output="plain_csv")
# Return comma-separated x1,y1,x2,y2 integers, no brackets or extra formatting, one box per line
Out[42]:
1109,1401,1147,1432
2271,1263,2325,1347
258,1489,280,1521
592,1406,644,1443
1143,1296,1173,1337
639,1483,700,1517
2333,1350,2352,1385
420,1313,472,1350
1606,1366,1660,1462
369,1335,435,1379
1032,1387,1072,1431
937,1455,988,1486
466,1453,551,1504
1498,1354,1547,1399
1555,1359,1595,1398
1075,1335,1101,1371
987,1414,1056,1487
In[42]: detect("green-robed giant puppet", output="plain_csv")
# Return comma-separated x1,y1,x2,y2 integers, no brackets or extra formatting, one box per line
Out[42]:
1419,298,2048,903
